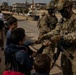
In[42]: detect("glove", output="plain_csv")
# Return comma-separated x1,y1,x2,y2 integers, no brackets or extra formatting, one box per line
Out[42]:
51,35,61,43
35,40,42,44
42,40,52,46
37,35,45,43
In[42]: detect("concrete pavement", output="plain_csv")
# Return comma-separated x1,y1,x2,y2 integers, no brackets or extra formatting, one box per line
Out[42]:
13,14,26,21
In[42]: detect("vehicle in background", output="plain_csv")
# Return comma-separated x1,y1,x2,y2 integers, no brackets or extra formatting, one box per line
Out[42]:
26,10,39,21
27,11,33,17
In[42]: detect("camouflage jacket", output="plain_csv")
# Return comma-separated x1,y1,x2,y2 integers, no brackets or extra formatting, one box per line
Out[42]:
37,14,58,34
43,12,76,50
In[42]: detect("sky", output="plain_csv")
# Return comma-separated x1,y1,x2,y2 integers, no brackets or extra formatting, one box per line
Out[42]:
1,0,51,5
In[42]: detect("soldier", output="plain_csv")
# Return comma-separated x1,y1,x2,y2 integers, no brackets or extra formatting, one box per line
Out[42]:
37,1,58,58
37,12,46,39
40,0,76,75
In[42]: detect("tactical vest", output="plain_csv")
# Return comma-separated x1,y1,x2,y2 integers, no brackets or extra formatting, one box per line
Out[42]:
60,13,76,49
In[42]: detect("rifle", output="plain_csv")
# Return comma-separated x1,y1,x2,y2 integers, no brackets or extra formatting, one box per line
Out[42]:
52,47,60,68
58,40,74,60
60,47,74,60
52,41,74,68
36,45,46,55
29,40,52,57
29,44,46,56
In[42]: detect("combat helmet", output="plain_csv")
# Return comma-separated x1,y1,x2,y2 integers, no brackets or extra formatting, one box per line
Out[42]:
46,1,55,10
55,0,72,11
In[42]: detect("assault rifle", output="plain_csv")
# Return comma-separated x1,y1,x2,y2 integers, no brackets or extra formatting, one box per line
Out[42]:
29,41,51,56
52,40,74,68
29,39,74,68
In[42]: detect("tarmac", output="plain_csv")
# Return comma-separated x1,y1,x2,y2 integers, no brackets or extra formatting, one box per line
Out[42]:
13,14,26,21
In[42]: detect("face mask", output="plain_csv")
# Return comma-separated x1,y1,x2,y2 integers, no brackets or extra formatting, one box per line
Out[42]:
60,9,69,18
48,9,53,14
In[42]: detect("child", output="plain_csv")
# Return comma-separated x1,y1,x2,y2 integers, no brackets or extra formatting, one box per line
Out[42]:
6,16,17,46
5,28,35,75
5,16,17,66
32,54,51,75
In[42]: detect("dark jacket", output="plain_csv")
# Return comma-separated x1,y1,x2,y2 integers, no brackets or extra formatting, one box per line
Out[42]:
0,20,4,30
5,44,33,74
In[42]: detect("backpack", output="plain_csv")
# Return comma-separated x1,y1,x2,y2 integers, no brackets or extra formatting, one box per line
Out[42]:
5,47,21,71
5,50,19,71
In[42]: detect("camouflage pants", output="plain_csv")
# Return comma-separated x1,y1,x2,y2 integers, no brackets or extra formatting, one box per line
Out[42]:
61,51,76,75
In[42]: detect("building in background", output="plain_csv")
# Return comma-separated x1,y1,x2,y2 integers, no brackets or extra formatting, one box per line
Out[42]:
12,2,30,14
72,0,76,8
30,3,47,10
0,2,9,10
12,3,26,12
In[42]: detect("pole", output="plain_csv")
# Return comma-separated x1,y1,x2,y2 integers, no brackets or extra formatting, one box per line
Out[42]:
32,0,34,13
26,0,27,7
7,0,10,11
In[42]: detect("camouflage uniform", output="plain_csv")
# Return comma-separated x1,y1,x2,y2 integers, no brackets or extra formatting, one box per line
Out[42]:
37,12,46,38
41,0,76,75
37,2,58,58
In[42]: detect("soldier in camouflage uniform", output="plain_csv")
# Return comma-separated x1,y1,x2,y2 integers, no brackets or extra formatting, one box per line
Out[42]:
40,0,76,75
37,1,58,58
37,12,46,39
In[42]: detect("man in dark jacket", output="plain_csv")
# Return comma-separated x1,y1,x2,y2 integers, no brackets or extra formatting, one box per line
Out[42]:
0,19,4,50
